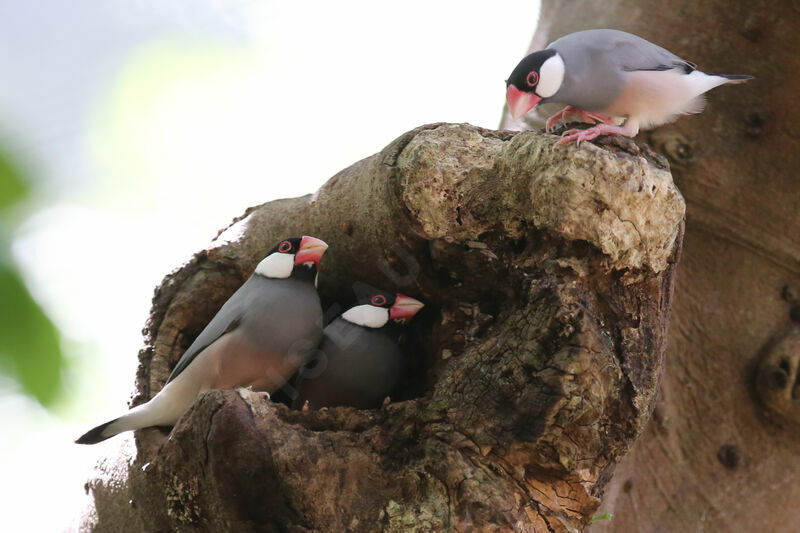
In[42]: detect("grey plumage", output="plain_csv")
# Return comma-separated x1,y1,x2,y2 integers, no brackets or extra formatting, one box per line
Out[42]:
293,317,405,410
544,29,695,111
167,276,321,387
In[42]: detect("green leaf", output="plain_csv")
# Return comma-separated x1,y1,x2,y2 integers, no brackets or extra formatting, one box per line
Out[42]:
589,512,613,524
0,263,63,405
0,148,28,211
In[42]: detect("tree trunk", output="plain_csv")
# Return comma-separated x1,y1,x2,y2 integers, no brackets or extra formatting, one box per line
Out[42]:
78,123,684,532
500,3,800,532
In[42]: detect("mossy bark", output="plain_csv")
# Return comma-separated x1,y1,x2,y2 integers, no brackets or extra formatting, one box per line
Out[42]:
80,123,684,532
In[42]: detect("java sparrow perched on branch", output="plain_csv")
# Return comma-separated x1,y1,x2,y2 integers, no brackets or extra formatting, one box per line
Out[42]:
505,29,752,145
76,235,328,444
292,289,424,410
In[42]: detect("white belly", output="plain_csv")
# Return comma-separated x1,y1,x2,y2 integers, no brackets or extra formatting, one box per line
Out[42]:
601,70,728,130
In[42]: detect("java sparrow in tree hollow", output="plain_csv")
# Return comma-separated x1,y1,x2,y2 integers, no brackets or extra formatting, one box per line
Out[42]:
292,290,424,410
76,235,328,444
505,29,752,145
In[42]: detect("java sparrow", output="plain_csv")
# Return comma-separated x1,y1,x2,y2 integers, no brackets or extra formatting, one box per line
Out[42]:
76,235,328,444
505,29,752,145
292,290,424,410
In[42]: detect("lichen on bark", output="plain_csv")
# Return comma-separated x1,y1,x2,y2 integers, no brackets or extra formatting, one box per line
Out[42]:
80,123,684,532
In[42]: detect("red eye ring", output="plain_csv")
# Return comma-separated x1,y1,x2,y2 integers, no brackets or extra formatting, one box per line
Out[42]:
371,295,387,306
526,71,539,87
278,241,292,253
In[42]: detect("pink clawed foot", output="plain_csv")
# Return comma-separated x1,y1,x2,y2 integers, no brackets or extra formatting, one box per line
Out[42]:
556,122,639,147
545,106,616,133
545,107,571,132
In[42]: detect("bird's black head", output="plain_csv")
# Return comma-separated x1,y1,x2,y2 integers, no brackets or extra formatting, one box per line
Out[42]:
341,289,424,330
505,48,563,119
354,289,395,310
506,49,557,93
266,236,303,256
255,235,328,284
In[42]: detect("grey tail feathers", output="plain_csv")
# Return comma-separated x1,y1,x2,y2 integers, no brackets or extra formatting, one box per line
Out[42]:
714,74,754,84
75,417,120,445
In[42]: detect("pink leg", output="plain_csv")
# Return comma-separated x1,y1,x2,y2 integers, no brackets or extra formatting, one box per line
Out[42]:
545,106,617,133
556,119,640,147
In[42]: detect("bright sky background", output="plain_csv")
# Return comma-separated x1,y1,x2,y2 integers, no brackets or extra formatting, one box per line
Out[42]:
0,1,539,530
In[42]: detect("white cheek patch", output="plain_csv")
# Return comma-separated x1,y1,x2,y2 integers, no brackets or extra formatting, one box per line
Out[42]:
255,252,294,279
341,305,389,329
536,53,565,98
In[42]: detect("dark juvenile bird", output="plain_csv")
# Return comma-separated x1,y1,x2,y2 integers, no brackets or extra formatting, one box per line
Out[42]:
76,235,329,444
292,289,424,410
505,29,752,145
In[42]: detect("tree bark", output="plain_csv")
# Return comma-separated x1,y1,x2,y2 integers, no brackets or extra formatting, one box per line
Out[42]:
79,123,684,532
500,3,800,532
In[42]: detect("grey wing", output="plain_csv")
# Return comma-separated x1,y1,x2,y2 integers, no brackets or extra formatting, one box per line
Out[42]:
165,279,251,383
614,40,695,73
552,29,696,73
601,30,695,73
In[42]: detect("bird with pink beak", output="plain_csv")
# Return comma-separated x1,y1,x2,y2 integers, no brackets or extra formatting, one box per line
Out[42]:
76,235,329,444
293,289,425,410
506,29,751,145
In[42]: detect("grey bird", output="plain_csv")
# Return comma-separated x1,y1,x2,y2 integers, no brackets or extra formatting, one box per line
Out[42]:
292,289,424,410
76,235,329,444
505,29,752,145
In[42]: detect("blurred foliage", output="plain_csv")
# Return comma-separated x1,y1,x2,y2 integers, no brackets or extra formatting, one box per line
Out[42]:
0,149,27,209
0,147,63,406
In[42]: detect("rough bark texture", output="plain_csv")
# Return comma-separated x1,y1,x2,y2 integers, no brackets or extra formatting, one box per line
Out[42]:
79,123,684,532
499,3,800,532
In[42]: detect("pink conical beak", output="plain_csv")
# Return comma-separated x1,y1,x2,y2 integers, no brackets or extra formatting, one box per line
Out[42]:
506,84,541,120
390,294,424,321
295,235,328,267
